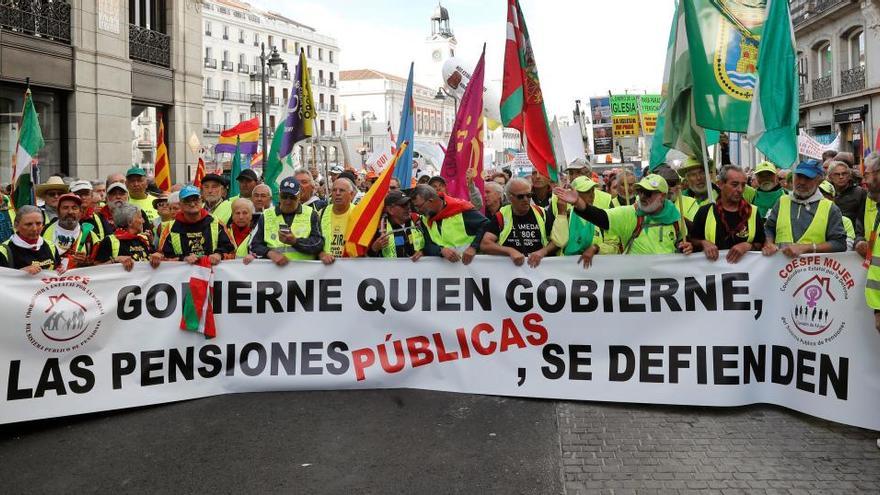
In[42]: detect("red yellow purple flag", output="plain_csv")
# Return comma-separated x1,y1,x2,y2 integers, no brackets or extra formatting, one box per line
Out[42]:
344,142,408,257
441,46,486,205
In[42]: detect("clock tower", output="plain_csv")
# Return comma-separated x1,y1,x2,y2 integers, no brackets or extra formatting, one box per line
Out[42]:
424,2,457,89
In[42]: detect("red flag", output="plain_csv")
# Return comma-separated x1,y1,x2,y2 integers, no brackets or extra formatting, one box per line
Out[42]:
180,257,216,339
193,156,206,188
154,116,172,192
441,46,486,205
500,0,558,181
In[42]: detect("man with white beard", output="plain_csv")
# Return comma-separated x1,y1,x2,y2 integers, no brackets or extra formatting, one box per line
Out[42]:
97,182,151,241
554,174,693,255
41,193,100,269
762,160,846,258
751,161,785,219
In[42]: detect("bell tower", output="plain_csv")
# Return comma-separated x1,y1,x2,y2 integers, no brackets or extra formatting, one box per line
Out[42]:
424,2,457,88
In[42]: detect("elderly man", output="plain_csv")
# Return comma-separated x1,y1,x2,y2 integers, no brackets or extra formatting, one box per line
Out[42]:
654,165,698,222
691,165,765,263
827,161,865,224
42,193,100,269
481,177,557,267
611,171,637,207
319,177,357,264
752,161,786,218
250,177,323,265
857,153,880,332
92,181,107,206
125,167,159,222
550,176,618,268
566,158,612,209
763,159,847,258
368,190,424,261
251,184,273,212
68,180,106,239
554,175,693,255
35,176,68,223
94,204,158,271
97,182,150,234
295,167,327,211
530,171,552,207
680,158,719,205
484,181,505,219
0,205,60,273
157,185,234,265
409,184,488,265
201,173,232,225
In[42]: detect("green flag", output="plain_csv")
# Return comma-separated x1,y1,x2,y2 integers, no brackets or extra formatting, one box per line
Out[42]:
12,89,44,208
683,0,766,132
229,137,242,197
747,0,798,168
263,120,287,203
653,1,719,170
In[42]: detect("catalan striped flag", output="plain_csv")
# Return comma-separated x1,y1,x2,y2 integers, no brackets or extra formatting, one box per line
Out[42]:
344,142,408,257
216,117,259,154
154,116,171,192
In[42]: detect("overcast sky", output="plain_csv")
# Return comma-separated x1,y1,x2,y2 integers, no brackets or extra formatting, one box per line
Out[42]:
250,0,676,118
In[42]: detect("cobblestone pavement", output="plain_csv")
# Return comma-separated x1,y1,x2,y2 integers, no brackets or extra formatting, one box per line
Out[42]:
558,402,880,494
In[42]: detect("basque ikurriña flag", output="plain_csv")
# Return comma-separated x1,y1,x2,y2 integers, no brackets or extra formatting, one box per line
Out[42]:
180,257,217,339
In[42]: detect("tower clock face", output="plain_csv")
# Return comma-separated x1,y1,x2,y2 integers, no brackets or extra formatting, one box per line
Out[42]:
432,50,442,61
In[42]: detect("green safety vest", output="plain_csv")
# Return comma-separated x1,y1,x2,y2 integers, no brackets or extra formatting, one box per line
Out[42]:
774,196,832,244
423,213,474,249
0,239,58,269
262,206,316,260
42,221,98,254
208,200,233,225
611,196,635,208
703,205,758,244
227,228,253,258
676,195,699,222
593,189,613,210
864,198,880,308
320,205,352,254
743,185,757,204
842,216,854,241
380,219,425,258
563,212,597,255
168,220,221,257
497,204,547,246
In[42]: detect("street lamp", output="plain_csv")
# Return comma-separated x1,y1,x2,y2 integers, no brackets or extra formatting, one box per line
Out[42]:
434,87,458,115
259,43,286,162
572,99,589,155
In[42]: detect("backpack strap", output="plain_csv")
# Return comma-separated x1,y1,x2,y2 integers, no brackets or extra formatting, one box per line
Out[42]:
621,215,645,254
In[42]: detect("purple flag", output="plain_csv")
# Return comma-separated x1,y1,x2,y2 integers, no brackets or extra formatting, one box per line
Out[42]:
279,49,315,158
441,47,486,205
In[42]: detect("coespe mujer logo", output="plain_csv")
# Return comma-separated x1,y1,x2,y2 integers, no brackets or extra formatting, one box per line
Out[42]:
778,256,854,346
24,276,105,353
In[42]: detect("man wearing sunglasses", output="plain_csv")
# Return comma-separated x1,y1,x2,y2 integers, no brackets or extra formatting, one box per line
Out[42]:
409,184,488,265
368,190,425,261
481,177,557,267
250,177,323,266
554,174,693,256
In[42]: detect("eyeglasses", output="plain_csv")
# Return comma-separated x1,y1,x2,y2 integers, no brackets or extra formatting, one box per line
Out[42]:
389,185,400,191
44,191,63,198
511,193,533,200
636,189,657,197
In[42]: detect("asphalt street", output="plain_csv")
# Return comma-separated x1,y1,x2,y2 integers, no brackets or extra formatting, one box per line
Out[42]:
1,390,878,494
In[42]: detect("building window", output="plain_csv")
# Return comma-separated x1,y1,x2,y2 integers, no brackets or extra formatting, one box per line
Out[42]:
240,113,246,123
331,120,336,134
270,115,276,129
223,25,229,40
283,88,289,101
223,79,230,93
206,111,213,126
268,35,274,49
222,50,230,62
224,112,231,127
130,0,167,32
282,39,288,52
815,41,832,78
329,51,334,63
205,21,212,36
320,120,326,135
205,47,212,59
205,78,213,90
307,45,312,58
295,42,301,54
239,82,246,94
848,30,865,69
239,53,246,65
239,29,245,43
797,51,808,85
319,48,323,61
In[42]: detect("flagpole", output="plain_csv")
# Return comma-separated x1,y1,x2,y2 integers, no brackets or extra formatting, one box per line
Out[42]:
699,131,715,204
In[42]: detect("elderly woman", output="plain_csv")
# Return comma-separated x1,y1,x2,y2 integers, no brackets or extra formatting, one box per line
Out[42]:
228,197,255,259
93,204,159,271
0,205,60,274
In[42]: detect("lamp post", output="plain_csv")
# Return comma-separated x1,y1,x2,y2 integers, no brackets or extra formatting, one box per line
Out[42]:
573,99,589,155
259,43,286,161
434,86,458,115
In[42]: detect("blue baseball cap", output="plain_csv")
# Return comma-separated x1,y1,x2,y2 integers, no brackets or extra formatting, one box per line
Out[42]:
279,176,301,196
793,159,824,179
179,185,201,200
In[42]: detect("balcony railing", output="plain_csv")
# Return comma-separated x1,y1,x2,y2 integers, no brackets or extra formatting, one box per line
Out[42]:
221,60,234,71
249,94,280,106
318,103,327,111
840,66,866,94
329,80,337,88
798,83,806,104
222,91,249,103
204,89,220,99
317,78,327,86
812,75,832,100
793,0,848,27
0,0,72,44
203,124,223,135
129,24,170,67
281,70,291,80
330,104,339,113
238,63,249,73
204,57,217,69
238,38,245,44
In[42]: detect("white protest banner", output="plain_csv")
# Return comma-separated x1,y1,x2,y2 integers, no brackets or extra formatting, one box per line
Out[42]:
798,130,840,160
2,254,878,429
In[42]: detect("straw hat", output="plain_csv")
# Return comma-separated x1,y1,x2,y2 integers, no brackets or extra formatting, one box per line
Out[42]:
35,176,69,197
